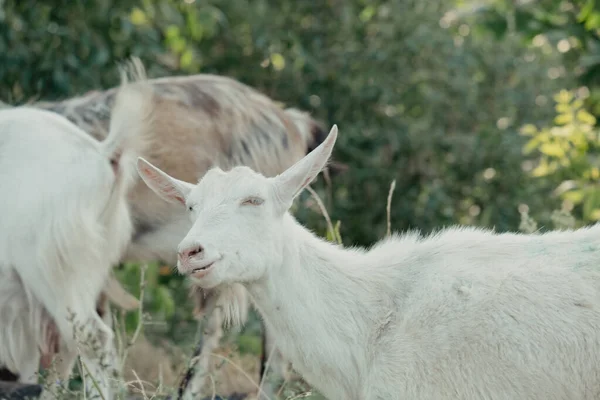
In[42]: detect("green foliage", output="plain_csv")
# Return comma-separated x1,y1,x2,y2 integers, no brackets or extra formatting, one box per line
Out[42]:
519,206,577,233
463,0,600,231
521,88,600,224
0,0,573,246
113,261,200,343
457,0,600,116
324,220,343,245
235,333,262,356
113,262,176,333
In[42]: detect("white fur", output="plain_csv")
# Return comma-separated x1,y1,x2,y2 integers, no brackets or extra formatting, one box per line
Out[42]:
138,125,600,400
0,64,152,399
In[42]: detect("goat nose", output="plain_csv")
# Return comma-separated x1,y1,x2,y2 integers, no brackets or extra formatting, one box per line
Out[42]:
179,245,204,260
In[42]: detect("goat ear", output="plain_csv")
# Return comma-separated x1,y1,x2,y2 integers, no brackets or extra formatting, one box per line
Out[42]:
136,157,193,206
272,125,338,211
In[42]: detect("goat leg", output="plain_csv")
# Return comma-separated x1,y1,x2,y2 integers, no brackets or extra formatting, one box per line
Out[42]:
96,290,123,397
102,274,140,311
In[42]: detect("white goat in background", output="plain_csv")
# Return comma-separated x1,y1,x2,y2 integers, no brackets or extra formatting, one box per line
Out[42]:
0,61,152,400
137,125,600,400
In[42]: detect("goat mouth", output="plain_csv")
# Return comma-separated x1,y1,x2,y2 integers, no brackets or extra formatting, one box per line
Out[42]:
192,263,213,273
190,261,215,278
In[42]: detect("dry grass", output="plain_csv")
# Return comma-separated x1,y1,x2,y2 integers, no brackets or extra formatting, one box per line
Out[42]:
121,336,264,399
121,335,180,393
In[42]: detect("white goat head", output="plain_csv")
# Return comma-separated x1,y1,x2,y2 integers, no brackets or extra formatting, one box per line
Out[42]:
136,125,338,289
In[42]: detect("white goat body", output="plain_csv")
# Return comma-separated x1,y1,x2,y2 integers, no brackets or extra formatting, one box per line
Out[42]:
137,125,600,400
251,219,600,400
0,64,151,398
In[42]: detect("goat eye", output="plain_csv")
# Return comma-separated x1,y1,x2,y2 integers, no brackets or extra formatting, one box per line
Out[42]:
188,205,194,212
241,197,264,206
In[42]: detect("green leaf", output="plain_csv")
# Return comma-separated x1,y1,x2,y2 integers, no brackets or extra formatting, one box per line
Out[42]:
583,188,600,220
553,90,574,105
171,37,187,54
523,137,541,154
572,99,584,110
130,7,148,26
333,220,343,245
155,285,175,318
520,123,538,136
585,12,600,31
236,334,262,355
531,159,552,177
555,103,571,114
554,113,573,125
270,53,286,71
189,18,204,41
180,48,194,69
359,6,376,22
562,189,585,205
576,109,596,125
325,220,343,245
165,25,180,39
578,0,596,22
539,142,565,158
325,227,336,242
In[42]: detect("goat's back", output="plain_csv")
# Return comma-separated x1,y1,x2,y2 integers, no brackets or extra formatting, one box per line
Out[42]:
366,225,600,399
0,107,115,266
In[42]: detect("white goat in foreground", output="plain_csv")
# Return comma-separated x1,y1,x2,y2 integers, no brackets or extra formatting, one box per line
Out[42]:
0,64,152,399
137,124,600,400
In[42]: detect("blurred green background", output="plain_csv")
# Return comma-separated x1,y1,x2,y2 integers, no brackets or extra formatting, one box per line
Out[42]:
3,0,600,395
4,0,600,243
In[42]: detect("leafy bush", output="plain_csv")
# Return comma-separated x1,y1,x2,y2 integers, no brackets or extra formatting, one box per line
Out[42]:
0,0,573,245
458,0,600,117
521,87,600,227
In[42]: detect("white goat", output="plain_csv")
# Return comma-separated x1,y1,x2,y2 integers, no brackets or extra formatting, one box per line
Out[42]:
0,63,152,399
137,125,600,400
